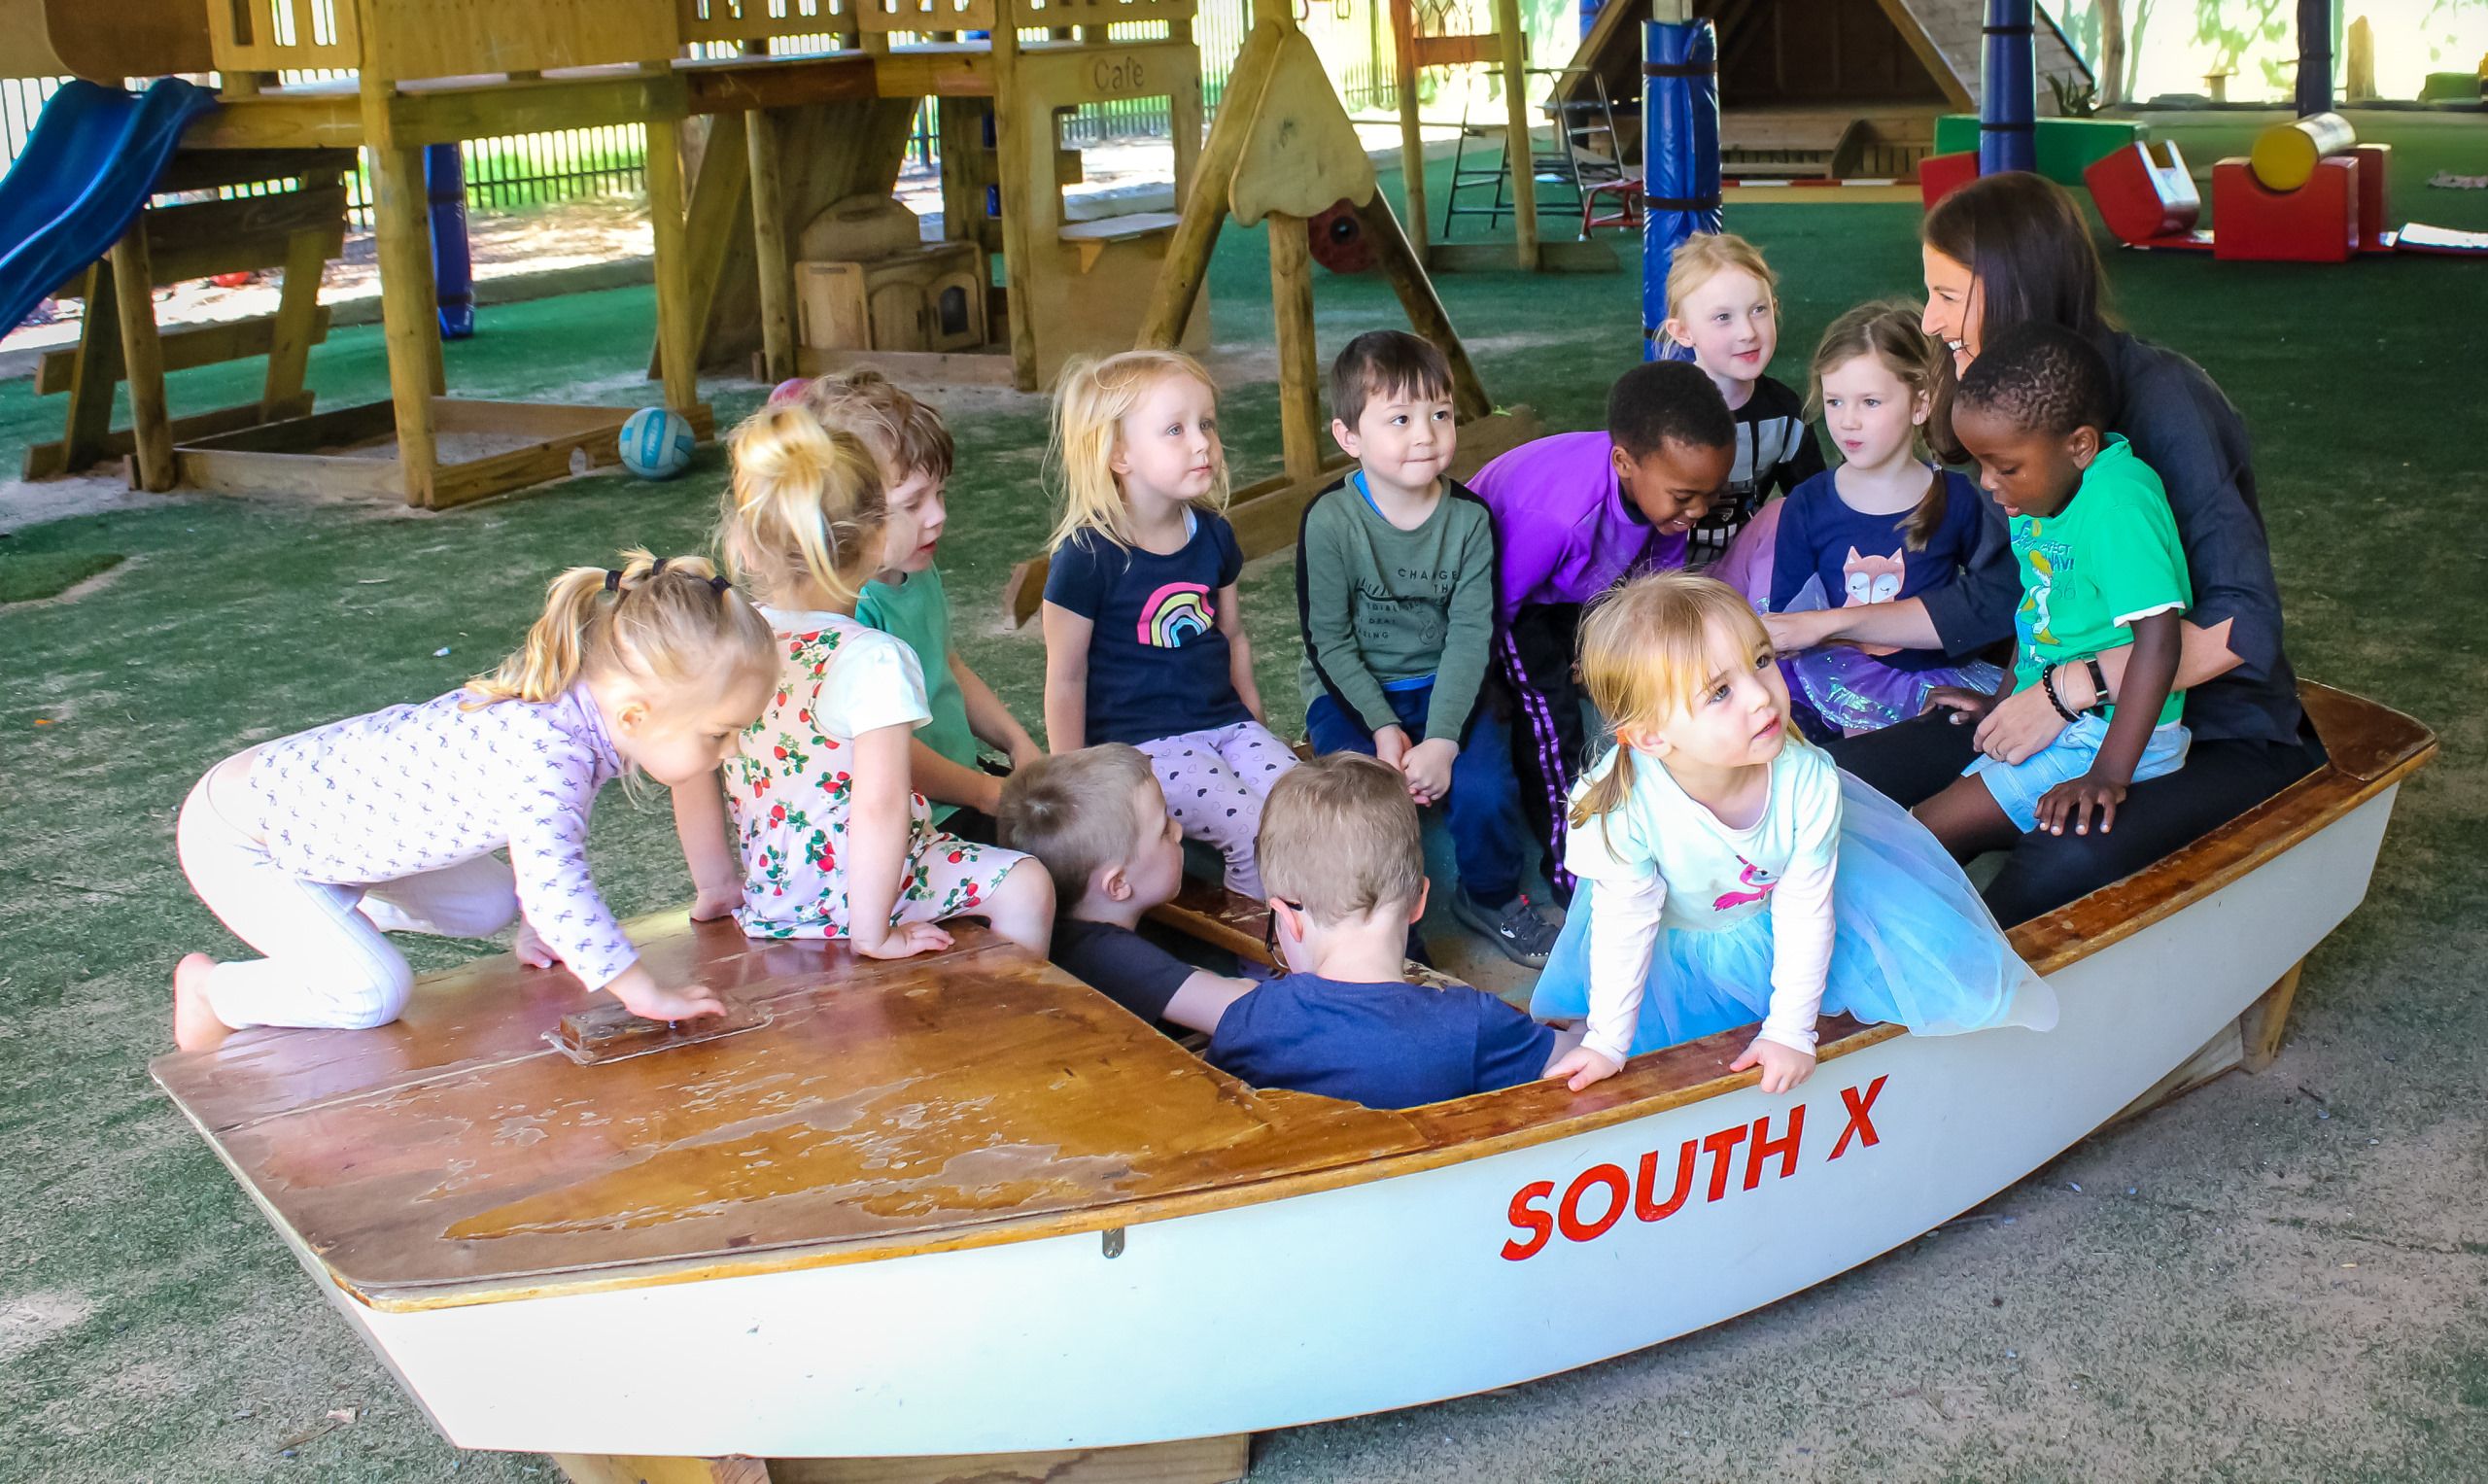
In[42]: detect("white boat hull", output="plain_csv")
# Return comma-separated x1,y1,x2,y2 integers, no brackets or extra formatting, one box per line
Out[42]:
267,784,2398,1459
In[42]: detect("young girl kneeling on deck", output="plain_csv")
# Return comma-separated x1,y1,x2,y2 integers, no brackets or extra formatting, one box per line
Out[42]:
691,407,1054,958
171,550,778,1051
1534,573,2053,1094
1040,350,1296,900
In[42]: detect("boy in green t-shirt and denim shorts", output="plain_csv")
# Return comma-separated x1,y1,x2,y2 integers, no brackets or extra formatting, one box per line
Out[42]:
790,372,1043,843
1914,324,2192,857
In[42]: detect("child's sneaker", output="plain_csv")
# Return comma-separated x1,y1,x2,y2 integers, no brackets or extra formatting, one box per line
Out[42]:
1452,889,1559,969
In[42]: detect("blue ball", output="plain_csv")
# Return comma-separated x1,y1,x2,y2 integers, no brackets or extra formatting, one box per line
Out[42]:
618,407,697,480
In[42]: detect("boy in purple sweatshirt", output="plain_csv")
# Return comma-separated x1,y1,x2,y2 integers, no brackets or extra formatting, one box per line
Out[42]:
1468,361,1736,902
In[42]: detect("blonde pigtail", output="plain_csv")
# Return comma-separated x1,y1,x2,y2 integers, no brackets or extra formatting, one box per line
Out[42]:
716,406,887,609
466,547,772,710
1567,745,1638,853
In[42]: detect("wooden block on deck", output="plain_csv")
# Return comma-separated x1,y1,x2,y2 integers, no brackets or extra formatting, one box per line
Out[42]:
545,997,774,1065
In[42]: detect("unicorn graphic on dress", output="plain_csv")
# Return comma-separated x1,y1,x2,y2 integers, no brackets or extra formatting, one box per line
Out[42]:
1712,854,1780,912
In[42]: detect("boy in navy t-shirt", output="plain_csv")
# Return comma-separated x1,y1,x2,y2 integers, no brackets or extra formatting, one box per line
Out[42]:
1000,744,1254,1035
1207,754,1580,1109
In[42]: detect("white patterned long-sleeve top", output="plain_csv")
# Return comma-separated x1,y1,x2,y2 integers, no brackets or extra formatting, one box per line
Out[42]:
243,683,638,988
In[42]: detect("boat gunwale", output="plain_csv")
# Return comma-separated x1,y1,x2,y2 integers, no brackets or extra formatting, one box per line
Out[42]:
312,686,2434,1313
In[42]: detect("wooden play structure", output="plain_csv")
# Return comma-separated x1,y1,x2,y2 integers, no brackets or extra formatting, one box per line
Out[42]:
0,12,354,489
1388,0,1614,272
1557,0,2089,182
671,0,1212,396
151,684,2433,1479
4,0,1235,506
3,0,720,508
999,0,1544,624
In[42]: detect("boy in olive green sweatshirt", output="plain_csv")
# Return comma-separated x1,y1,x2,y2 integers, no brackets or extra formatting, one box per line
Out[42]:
1294,331,1548,968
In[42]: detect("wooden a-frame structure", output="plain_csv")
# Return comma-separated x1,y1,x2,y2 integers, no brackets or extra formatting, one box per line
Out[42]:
1001,0,1541,624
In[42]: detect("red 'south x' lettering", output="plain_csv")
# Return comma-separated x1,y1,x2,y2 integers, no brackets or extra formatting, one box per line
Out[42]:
1830,1074,1886,1160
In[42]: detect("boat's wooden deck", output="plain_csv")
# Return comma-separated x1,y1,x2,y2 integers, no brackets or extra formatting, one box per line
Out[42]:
151,685,2434,1310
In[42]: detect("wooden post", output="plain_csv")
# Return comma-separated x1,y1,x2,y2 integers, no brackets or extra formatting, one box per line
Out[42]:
1391,0,1428,259
1167,16,1204,215
1138,23,1280,349
646,114,701,415
1350,191,1490,419
51,259,123,479
2238,960,2306,1073
261,180,338,413
363,138,443,506
1491,0,1538,269
1267,211,1323,482
988,22,1042,387
106,226,175,493
745,108,797,383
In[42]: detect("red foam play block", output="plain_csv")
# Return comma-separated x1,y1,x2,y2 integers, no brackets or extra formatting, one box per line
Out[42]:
1919,151,1978,211
2086,141,2203,245
2353,142,2394,254
2213,155,2358,263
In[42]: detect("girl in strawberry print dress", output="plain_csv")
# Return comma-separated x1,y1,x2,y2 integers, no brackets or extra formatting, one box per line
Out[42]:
683,408,1054,957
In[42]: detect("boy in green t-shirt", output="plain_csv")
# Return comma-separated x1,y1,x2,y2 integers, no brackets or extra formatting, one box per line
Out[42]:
1295,331,1545,967
1915,324,2193,857
796,372,1041,842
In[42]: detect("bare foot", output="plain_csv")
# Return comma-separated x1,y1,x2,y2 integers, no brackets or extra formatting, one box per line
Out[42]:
514,919,560,969
172,954,231,1053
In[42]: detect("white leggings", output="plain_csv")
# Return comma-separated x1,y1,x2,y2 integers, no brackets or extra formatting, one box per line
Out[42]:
176,761,519,1030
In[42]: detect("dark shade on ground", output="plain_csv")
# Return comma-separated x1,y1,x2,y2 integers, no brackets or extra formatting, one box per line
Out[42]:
0,114,2483,1482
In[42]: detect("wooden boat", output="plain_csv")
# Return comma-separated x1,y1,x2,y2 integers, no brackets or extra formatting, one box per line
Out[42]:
152,684,2432,1482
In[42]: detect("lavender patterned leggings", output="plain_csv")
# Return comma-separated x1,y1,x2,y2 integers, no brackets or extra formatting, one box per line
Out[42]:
1135,720,1298,901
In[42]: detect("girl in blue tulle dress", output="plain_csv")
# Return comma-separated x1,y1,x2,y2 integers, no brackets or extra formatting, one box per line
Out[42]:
1538,573,2054,1093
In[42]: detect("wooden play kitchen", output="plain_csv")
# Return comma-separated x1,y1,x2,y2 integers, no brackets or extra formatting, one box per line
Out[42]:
152,684,2432,1482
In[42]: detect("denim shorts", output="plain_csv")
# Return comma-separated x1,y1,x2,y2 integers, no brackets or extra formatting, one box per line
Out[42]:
1963,710,2191,832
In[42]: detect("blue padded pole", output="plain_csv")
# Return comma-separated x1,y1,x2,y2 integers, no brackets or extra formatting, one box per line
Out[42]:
1641,17,1720,362
426,143,474,340
1978,0,2035,175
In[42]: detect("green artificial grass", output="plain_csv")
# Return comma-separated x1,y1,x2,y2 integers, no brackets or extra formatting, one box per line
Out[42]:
1,112,2484,1482
0,546,121,604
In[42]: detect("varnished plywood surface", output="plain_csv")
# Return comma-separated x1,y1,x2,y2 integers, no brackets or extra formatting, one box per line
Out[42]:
153,686,2432,1306
155,921,1428,1298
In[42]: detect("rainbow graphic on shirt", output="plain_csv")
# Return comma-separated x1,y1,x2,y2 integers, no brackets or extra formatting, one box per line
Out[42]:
1137,582,1216,647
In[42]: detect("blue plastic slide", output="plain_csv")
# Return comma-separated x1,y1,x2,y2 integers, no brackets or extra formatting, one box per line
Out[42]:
0,78,220,339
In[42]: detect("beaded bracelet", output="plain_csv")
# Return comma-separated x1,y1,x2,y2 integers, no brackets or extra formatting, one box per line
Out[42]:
2041,664,2081,723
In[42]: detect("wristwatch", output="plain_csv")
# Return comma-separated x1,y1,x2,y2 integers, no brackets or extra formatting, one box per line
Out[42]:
2083,657,2111,713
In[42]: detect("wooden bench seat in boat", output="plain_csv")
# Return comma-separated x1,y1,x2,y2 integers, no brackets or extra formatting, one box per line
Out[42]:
151,684,2433,1314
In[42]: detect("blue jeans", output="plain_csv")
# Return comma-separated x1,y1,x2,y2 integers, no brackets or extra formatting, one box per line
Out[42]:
1305,679,1524,906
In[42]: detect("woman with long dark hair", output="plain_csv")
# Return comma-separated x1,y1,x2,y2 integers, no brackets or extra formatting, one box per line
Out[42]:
1765,172,2321,924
